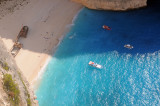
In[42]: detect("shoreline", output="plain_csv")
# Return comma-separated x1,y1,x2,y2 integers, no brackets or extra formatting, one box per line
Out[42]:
31,7,84,89
32,8,83,89
0,0,82,86
31,55,52,90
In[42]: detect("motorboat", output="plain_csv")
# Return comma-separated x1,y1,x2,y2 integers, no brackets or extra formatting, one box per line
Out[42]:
124,44,133,49
88,61,102,69
103,25,111,30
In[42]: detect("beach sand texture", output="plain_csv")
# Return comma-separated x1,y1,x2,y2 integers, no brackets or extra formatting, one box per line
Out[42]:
0,0,82,84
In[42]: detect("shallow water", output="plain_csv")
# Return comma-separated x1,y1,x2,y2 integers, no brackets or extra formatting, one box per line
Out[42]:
36,2,160,106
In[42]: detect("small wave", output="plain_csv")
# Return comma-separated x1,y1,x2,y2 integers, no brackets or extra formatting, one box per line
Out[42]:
69,33,76,39
32,56,52,90
72,8,84,24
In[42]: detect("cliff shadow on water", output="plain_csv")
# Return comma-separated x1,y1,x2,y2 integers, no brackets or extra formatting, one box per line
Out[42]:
147,0,160,6
54,1,160,59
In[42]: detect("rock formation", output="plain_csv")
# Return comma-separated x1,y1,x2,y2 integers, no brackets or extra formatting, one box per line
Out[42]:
72,0,147,11
0,39,38,106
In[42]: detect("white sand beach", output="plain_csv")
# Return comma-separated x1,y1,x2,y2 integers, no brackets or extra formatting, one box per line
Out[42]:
0,0,82,84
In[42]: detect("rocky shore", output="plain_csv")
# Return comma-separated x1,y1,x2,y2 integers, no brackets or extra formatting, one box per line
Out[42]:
72,0,147,11
0,39,38,105
0,0,82,105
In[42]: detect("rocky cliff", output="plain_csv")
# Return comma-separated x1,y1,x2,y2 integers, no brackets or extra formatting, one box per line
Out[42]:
0,39,38,106
72,0,147,11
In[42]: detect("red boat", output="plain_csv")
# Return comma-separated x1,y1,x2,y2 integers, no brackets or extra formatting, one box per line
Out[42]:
103,25,111,30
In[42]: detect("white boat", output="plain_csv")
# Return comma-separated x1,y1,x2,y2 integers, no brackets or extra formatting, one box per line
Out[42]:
124,44,133,49
88,61,102,69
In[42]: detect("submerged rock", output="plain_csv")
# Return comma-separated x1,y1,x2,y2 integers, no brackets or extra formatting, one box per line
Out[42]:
72,0,147,11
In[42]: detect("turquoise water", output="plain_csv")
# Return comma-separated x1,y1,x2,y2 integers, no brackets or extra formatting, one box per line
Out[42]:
36,2,160,106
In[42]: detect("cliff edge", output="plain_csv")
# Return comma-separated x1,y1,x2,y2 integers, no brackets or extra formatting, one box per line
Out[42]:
0,39,38,106
72,0,147,11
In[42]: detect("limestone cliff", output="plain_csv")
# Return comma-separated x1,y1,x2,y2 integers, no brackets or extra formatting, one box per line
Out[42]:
72,0,147,11
0,39,38,106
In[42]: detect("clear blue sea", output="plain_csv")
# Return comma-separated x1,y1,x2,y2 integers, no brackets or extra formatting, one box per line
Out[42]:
36,2,160,106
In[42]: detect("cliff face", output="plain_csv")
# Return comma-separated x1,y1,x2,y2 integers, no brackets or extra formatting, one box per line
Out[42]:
0,76,10,106
0,39,38,106
72,0,147,11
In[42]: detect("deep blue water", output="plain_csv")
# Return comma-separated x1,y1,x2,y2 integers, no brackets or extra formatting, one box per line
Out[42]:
36,2,160,106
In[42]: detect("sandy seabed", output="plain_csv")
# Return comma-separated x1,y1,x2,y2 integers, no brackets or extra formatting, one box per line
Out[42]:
0,0,82,85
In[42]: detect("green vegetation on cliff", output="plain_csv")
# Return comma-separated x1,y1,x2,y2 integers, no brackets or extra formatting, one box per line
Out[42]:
18,72,31,106
2,62,9,71
3,74,20,106
0,61,9,71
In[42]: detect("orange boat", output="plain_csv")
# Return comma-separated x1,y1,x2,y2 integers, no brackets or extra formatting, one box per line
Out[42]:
103,25,111,30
